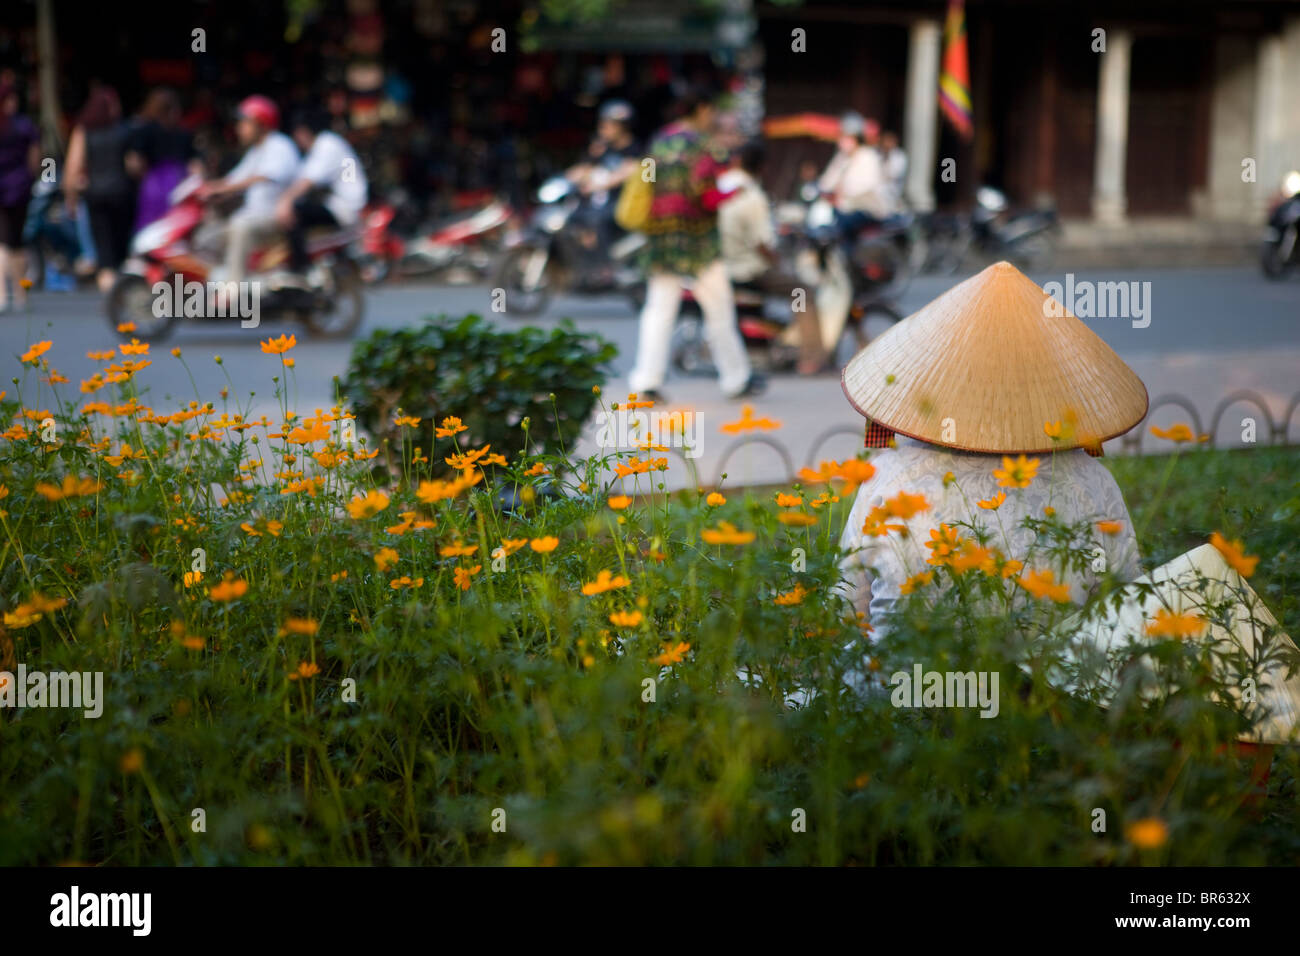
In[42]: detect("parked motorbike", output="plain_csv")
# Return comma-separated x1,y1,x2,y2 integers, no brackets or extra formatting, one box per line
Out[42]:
923,186,1059,274
357,188,513,285
1261,170,1300,279
493,175,646,316
107,174,365,341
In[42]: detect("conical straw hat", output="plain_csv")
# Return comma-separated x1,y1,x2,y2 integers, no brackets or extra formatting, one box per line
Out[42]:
840,261,1148,453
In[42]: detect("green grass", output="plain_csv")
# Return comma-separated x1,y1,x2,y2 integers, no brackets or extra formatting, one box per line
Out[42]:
1107,445,1300,631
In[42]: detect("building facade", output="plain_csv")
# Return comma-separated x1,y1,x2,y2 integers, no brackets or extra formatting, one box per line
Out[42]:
759,0,1300,221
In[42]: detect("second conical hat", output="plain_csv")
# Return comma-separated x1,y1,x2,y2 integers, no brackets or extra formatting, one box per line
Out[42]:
840,261,1148,454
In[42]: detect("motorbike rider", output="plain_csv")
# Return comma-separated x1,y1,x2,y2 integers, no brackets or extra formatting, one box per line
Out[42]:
274,108,368,283
196,95,299,287
566,100,640,275
718,140,827,375
818,112,892,247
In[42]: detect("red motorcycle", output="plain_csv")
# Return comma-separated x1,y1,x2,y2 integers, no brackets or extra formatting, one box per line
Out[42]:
357,188,514,284
108,175,365,341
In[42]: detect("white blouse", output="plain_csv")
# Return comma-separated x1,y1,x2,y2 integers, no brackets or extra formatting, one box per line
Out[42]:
837,437,1141,630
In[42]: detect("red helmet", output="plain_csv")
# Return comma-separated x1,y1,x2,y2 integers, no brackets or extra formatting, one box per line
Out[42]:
237,95,280,130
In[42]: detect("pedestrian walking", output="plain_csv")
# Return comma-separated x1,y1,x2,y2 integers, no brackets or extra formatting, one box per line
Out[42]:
628,87,763,402
0,81,39,312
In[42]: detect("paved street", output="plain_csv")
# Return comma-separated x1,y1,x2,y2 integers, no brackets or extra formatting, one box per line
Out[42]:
3,265,1298,489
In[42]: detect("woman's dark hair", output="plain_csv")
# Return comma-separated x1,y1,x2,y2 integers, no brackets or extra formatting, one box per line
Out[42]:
78,85,122,130
737,139,765,175
290,108,331,136
140,87,181,125
674,83,716,121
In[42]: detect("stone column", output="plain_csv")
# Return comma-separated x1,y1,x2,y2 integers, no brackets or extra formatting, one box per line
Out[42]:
1091,29,1132,224
903,18,941,213
1253,32,1284,217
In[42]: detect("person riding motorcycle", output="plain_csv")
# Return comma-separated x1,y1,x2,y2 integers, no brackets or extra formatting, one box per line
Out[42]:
566,100,640,275
817,111,893,246
275,108,368,284
718,140,827,375
195,95,299,286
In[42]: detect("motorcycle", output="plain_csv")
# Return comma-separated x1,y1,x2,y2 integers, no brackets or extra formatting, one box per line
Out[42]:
493,175,646,317
1261,170,1300,279
357,188,513,285
107,174,365,341
672,198,904,376
923,186,1059,274
670,278,902,376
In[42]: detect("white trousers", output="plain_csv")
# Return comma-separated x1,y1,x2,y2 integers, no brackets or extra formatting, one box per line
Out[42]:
628,260,751,397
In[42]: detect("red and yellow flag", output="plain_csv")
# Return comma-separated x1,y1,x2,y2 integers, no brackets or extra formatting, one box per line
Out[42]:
939,0,973,140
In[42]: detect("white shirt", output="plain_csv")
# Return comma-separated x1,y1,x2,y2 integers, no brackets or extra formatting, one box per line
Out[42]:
717,169,775,283
818,145,891,217
837,436,1141,630
227,131,300,217
297,130,369,225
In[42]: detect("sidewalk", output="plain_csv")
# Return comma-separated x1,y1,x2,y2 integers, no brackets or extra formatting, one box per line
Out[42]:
580,347,1300,492
1058,217,1262,269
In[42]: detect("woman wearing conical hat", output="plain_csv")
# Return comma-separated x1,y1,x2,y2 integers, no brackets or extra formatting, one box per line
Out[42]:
836,261,1300,746
837,260,1148,623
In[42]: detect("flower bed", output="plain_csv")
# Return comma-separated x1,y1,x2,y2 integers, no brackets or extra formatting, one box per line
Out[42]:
1,329,1298,865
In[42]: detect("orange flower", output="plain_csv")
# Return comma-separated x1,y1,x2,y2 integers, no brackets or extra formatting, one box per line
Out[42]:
701,521,755,545
288,661,321,681
35,474,105,501
609,610,644,627
884,490,929,520
440,541,478,558
1145,609,1207,639
777,511,817,526
374,547,400,572
720,405,781,433
993,454,1040,489
775,493,803,507
860,506,904,538
392,414,421,427
1095,520,1123,535
1125,817,1169,850
524,462,549,476
493,538,528,558
1150,423,1195,443
654,641,691,666
1016,568,1071,603
346,489,390,519
582,569,631,596
389,575,424,590
900,571,934,594
435,416,467,438
260,333,297,354
280,617,319,636
608,494,632,510
119,749,144,774
925,524,965,566
773,583,808,606
1209,532,1258,578
119,338,149,356
529,536,559,553
705,492,726,506
977,491,1006,510
20,340,51,363
453,565,482,590
208,574,249,602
